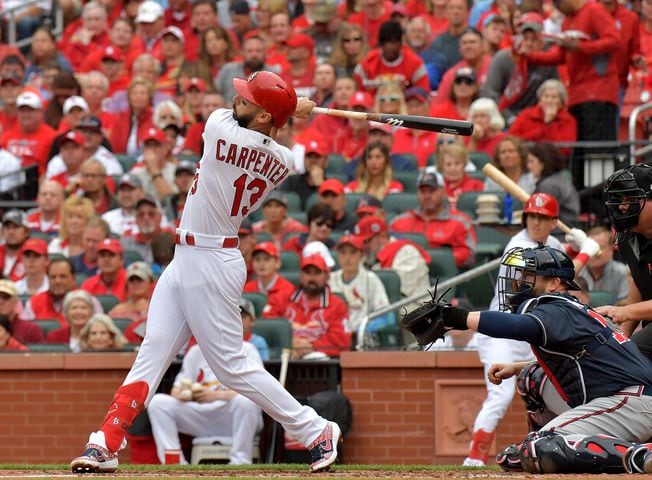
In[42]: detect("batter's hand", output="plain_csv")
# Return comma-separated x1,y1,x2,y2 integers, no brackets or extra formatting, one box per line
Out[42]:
488,363,519,385
294,97,316,119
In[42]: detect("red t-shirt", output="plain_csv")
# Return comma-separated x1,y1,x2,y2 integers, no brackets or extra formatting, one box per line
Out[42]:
81,268,128,302
0,123,57,176
243,274,296,318
354,46,430,94
391,129,438,168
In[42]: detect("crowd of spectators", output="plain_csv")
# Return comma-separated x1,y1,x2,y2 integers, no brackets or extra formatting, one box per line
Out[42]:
0,0,644,357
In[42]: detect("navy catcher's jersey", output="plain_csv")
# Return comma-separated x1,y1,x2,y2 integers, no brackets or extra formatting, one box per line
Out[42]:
519,294,652,408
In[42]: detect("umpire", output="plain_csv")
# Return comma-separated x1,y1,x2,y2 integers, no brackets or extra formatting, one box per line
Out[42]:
599,164,652,360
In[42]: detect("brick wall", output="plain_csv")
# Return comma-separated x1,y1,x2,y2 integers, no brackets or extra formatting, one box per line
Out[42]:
0,351,528,465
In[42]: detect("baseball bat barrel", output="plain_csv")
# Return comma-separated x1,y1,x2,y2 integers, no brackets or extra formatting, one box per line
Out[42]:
481,163,572,234
312,107,474,136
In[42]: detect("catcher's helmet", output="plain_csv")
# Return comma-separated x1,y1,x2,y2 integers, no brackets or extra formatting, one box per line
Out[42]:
498,245,581,312
232,71,298,128
521,193,559,226
603,164,652,233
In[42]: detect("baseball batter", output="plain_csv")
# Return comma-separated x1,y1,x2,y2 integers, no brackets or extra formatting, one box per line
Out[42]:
70,71,341,474
465,193,599,466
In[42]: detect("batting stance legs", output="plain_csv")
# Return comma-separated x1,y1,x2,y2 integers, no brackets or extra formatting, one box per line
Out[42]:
71,246,335,472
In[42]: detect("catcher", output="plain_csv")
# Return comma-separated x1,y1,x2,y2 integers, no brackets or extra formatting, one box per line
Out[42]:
402,244,652,474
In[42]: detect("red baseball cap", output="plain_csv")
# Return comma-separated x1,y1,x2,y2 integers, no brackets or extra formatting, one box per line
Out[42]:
102,45,125,62
305,138,328,157
98,238,124,255
21,238,48,256
60,130,84,147
336,235,364,251
286,33,315,51
356,194,383,216
142,127,166,144
354,216,387,241
184,77,207,93
253,241,279,259
349,91,374,110
318,178,344,196
300,254,329,272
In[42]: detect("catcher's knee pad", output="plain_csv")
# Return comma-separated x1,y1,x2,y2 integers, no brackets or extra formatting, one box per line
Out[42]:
516,363,557,431
519,431,630,474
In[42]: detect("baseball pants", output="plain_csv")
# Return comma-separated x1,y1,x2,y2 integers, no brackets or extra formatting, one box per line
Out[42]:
148,393,264,464
120,245,326,446
474,334,536,432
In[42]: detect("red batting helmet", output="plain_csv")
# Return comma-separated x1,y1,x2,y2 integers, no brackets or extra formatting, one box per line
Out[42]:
232,71,298,128
521,192,559,226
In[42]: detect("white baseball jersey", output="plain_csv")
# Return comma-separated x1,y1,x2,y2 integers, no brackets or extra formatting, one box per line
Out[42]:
181,109,294,237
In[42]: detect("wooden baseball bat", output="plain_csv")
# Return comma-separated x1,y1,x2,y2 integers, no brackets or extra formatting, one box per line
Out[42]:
481,163,572,234
266,348,292,463
312,106,474,136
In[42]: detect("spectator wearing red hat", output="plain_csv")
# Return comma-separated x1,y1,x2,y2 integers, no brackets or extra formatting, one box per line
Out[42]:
131,127,178,200
282,204,337,256
355,215,430,306
121,196,172,265
50,131,87,193
280,135,330,210
26,180,64,238
278,33,317,99
391,87,438,168
181,92,226,155
82,239,128,302
244,241,296,317
15,238,50,297
0,90,57,176
0,73,22,137
109,77,157,156
252,191,308,249
317,179,357,232
0,210,29,282
391,170,477,268
329,235,392,332
157,26,187,97
70,217,111,278
333,90,373,162
345,142,404,201
348,0,393,49
179,77,207,122
98,46,131,97
271,254,351,358
59,1,111,71
354,20,430,94
80,18,145,74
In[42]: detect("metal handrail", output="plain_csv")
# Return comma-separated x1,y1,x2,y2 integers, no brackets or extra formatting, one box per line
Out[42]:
5,0,64,48
355,257,502,350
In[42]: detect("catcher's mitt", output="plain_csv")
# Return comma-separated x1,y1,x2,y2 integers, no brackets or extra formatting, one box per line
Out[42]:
401,279,451,347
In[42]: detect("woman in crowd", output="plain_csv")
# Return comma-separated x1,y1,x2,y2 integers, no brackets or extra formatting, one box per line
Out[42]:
254,0,288,48
328,23,368,77
47,290,96,352
79,313,128,351
345,142,404,200
109,76,156,155
527,142,580,228
374,81,407,115
509,79,577,143
153,100,185,155
483,135,536,194
430,67,480,121
282,204,337,255
200,25,240,80
0,314,28,351
436,143,484,209
25,27,72,85
466,97,508,156
48,197,95,257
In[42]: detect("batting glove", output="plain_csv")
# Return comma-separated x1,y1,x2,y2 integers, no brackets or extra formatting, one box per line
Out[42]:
565,228,587,252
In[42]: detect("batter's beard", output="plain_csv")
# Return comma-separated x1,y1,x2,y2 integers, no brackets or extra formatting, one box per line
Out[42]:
232,107,255,128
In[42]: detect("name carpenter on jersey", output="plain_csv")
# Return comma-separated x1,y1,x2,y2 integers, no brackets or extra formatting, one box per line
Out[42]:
216,138,290,186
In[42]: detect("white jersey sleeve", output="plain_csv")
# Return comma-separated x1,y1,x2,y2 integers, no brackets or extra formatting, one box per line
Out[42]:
179,108,294,237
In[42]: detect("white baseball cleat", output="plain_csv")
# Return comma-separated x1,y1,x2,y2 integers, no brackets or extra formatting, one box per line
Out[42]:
308,421,342,473
70,444,119,473
463,457,486,467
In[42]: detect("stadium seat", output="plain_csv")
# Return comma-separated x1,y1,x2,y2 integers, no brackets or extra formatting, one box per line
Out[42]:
393,170,419,192
468,171,486,182
116,154,137,172
383,193,418,217
76,273,87,287
390,153,418,172
426,248,458,282
469,152,492,170
34,319,62,336
588,291,616,308
284,192,302,212
326,154,346,174
95,294,120,313
326,172,349,184
280,251,300,271
344,193,367,215
253,231,274,244
123,250,144,265
374,269,402,304
112,317,133,333
243,292,268,318
456,258,499,309
178,154,200,163
286,211,307,224
391,231,429,249
26,343,71,352
251,318,292,360
475,225,511,260
280,270,300,286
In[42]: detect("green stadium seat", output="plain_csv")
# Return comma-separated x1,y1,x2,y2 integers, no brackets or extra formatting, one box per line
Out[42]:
390,153,417,172
344,193,367,215
383,193,418,217
392,231,429,249
26,343,71,352
426,248,458,282
123,250,144,265
468,171,486,182
374,269,402,304
251,318,292,360
456,258,499,309
95,294,120,313
326,154,346,174
76,273,87,287
29,230,53,243
326,172,349,184
112,317,133,333
243,292,268,318
469,152,492,170
280,251,300,272
286,211,307,224
588,291,616,308
34,319,62,336
116,154,137,172
253,231,274,244
475,225,510,260
284,192,302,212
281,270,300,286
178,154,201,163
393,170,419,192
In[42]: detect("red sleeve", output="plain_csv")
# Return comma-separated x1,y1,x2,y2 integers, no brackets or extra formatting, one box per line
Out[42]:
183,123,205,155
448,221,474,268
527,46,566,66
576,6,620,56
312,297,352,357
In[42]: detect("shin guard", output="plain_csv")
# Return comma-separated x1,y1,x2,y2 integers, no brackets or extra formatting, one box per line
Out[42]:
468,429,495,464
100,382,149,452
519,431,631,474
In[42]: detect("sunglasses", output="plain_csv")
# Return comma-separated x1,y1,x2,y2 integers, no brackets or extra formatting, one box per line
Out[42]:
315,219,334,228
454,77,475,85
379,95,400,102
343,37,363,43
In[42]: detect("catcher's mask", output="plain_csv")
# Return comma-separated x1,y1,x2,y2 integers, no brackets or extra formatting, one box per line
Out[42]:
603,164,652,233
498,245,581,312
